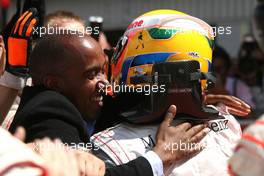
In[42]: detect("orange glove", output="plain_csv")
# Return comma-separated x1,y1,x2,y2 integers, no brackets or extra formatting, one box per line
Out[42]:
7,8,38,77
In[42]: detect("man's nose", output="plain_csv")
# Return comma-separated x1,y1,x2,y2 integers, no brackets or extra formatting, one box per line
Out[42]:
96,74,109,94
96,73,109,85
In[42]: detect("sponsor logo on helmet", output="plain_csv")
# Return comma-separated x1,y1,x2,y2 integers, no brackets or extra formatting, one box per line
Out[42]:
188,52,200,58
127,20,144,30
134,67,145,75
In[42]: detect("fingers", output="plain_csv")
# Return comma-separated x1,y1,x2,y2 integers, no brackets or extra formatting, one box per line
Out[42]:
38,138,79,176
205,94,229,105
33,138,104,176
65,147,79,176
89,156,105,176
205,94,235,105
19,11,33,36
52,140,68,175
41,139,63,176
98,161,106,176
79,159,88,176
76,151,105,176
189,127,209,143
206,94,250,108
162,105,177,127
229,96,250,107
229,96,251,111
222,96,246,108
0,35,3,44
0,47,3,58
87,161,104,176
95,156,106,176
177,122,192,131
0,39,6,75
181,126,208,159
205,94,251,116
21,9,38,37
0,35,5,53
13,126,26,141
7,8,39,73
187,143,204,158
227,107,251,117
220,96,251,116
186,124,208,138
26,18,38,37
13,11,29,34
12,8,38,36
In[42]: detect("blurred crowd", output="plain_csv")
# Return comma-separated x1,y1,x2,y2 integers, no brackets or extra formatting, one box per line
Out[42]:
211,35,264,119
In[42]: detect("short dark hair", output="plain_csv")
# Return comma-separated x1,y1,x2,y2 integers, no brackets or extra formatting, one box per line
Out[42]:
29,33,82,85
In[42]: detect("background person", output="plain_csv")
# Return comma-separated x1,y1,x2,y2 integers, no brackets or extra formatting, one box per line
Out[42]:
1,9,110,128
210,45,255,108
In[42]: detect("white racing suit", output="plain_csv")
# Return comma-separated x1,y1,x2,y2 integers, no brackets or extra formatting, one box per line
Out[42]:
91,104,241,176
229,115,264,176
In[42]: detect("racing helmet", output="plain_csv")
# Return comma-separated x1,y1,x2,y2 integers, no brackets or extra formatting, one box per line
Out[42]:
110,9,220,123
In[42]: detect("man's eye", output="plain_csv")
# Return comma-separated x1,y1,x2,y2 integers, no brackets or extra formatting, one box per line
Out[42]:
85,68,105,80
86,71,96,80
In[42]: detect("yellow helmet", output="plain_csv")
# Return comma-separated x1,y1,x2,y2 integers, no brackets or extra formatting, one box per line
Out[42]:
112,9,214,91
111,9,218,123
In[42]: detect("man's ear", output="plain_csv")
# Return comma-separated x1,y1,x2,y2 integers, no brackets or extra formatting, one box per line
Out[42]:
43,75,62,92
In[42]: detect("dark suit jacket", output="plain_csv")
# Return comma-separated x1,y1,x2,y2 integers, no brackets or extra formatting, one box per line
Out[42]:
9,85,153,176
